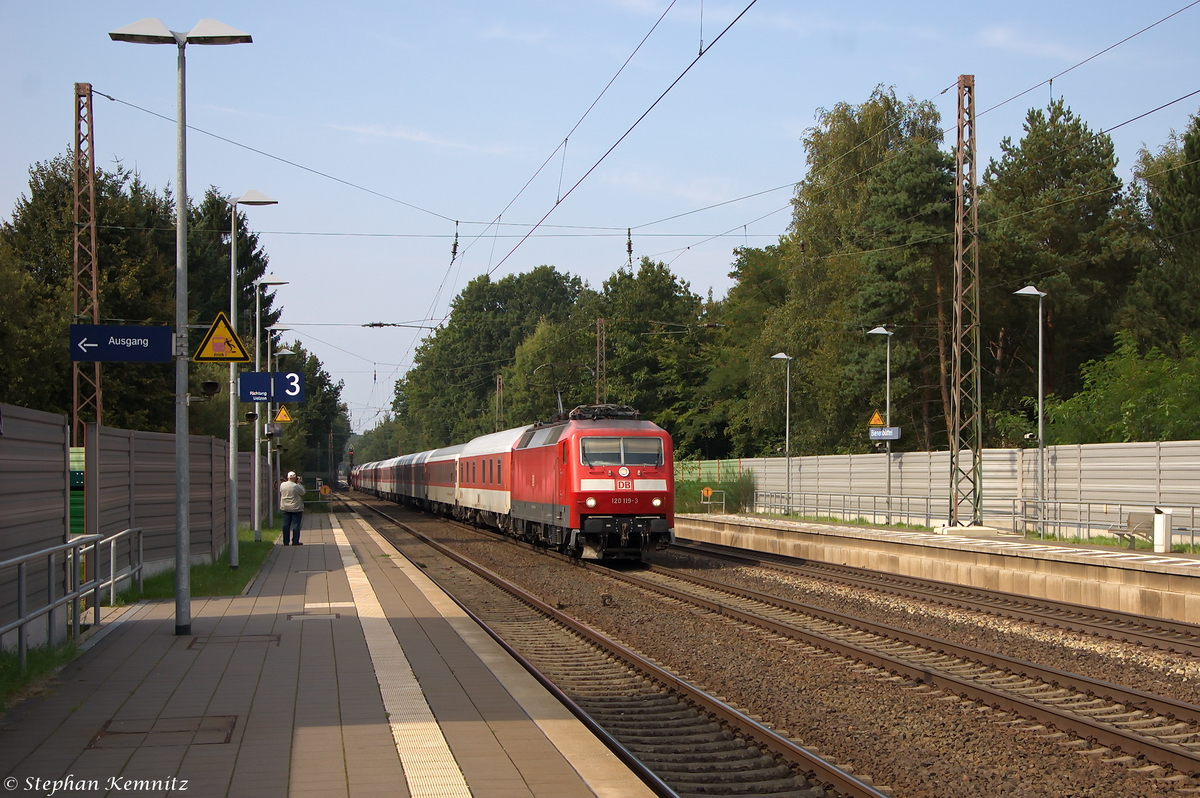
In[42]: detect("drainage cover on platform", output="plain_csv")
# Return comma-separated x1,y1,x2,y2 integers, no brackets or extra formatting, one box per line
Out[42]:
288,613,341,620
188,634,280,650
88,715,236,749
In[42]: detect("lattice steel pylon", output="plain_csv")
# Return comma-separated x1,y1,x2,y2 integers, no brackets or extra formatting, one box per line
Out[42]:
73,82,101,446
950,74,982,525
595,317,607,404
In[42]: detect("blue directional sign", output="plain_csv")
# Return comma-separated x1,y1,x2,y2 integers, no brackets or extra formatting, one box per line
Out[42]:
70,325,172,362
238,371,305,403
239,372,272,402
869,426,901,441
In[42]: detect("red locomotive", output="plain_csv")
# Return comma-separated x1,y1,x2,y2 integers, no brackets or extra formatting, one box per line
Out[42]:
351,405,674,559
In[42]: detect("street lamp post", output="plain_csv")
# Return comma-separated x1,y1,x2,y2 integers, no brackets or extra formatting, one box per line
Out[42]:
254,276,288,541
228,191,276,570
771,353,792,510
868,326,894,524
1015,286,1047,535
110,17,252,636
270,341,298,522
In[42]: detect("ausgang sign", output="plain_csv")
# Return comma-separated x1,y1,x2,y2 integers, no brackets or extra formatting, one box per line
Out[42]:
70,325,173,362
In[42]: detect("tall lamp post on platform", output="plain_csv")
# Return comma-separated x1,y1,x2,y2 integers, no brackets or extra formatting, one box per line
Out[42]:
868,326,894,524
1015,285,1047,535
253,275,288,541
227,191,276,569
265,329,293,527
110,17,252,636
771,353,793,509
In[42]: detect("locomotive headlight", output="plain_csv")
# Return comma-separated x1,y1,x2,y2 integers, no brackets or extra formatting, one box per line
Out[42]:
585,497,597,508
618,466,629,477
652,497,662,507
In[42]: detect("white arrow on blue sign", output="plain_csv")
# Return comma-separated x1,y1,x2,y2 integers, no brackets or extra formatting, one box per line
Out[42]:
70,325,172,362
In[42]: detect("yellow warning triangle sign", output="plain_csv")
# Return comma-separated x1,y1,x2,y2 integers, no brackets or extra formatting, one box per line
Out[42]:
868,410,886,426
193,312,251,362
274,406,294,423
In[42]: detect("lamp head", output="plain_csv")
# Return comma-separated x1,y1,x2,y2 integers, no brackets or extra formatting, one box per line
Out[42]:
110,18,251,45
770,352,791,361
234,190,277,207
867,326,892,336
1014,285,1046,298
256,274,288,288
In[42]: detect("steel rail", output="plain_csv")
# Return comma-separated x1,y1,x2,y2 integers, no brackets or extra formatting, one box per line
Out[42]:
606,562,1200,775
674,540,1200,655
337,495,892,798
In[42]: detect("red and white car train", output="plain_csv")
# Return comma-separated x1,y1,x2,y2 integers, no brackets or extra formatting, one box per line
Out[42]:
350,405,675,559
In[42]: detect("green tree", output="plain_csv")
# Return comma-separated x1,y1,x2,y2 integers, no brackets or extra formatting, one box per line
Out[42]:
392,266,582,451
1046,331,1200,443
0,155,283,434
851,140,956,450
1121,112,1200,351
982,99,1139,416
749,86,944,456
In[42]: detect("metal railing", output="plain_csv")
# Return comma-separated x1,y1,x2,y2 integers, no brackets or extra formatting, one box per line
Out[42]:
1,527,143,673
1011,500,1200,548
755,491,955,528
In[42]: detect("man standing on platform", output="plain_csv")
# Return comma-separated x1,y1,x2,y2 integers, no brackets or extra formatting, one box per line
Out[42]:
280,471,305,546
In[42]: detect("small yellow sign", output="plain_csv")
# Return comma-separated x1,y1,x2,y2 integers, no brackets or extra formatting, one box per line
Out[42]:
274,406,294,423
868,410,886,426
319,485,331,496
701,486,713,498
192,312,251,362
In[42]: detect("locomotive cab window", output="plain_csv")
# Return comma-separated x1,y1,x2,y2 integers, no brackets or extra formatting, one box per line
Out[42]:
580,437,664,467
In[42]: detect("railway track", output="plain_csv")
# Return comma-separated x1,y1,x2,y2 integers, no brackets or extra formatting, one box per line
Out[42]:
336,496,891,798
672,540,1200,656
604,560,1200,780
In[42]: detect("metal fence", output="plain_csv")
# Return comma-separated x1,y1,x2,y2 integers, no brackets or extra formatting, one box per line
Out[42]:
0,527,144,671
684,440,1200,529
85,423,229,572
0,405,72,648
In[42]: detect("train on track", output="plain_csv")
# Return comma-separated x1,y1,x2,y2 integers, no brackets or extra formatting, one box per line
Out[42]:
349,404,675,560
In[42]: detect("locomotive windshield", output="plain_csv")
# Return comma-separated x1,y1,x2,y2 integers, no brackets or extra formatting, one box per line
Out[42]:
580,437,664,467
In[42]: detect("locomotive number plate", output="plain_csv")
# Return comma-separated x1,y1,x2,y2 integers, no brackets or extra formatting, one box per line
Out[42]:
613,497,639,505
615,480,633,490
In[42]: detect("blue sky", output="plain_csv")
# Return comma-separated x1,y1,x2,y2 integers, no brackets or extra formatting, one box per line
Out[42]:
3,1,1198,432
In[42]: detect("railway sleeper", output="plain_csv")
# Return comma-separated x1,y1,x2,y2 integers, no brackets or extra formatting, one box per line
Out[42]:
648,755,788,776
583,702,695,717
593,709,703,726
621,733,739,753
610,718,725,736
577,695,683,710
662,765,797,785
622,731,736,748
637,749,785,765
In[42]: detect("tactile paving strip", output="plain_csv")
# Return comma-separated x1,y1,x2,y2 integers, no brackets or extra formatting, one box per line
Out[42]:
331,522,471,798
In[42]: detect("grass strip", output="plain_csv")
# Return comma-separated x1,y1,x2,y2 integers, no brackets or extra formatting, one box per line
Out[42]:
0,639,79,713
115,525,282,604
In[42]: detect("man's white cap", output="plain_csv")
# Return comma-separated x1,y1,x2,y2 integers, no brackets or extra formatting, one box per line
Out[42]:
287,471,296,478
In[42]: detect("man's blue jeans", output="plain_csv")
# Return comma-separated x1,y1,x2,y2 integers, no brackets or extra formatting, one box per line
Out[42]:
282,511,303,544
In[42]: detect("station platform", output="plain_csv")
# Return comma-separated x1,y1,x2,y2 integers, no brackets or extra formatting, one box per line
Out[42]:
0,513,654,798
677,513,1200,625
